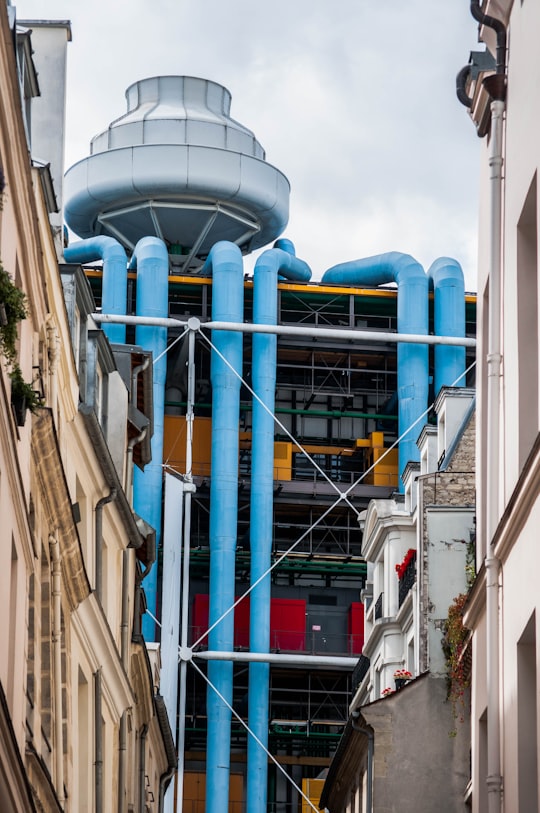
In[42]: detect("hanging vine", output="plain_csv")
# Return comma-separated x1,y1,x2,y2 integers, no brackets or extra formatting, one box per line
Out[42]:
441,592,470,734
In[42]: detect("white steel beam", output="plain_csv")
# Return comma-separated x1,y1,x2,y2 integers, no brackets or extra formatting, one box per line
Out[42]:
92,312,476,347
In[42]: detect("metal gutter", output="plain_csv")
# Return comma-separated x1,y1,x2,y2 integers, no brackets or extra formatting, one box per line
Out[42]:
79,403,149,549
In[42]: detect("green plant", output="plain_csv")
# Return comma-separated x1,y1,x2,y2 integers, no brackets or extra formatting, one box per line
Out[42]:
9,363,43,414
0,265,27,366
441,592,470,734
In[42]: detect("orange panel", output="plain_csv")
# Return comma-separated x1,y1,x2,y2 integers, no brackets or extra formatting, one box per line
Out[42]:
274,441,292,480
184,771,243,813
163,415,212,477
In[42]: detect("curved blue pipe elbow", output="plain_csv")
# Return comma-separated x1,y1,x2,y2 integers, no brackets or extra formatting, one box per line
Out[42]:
203,241,244,813
428,257,466,395
64,237,128,344
322,253,428,489
129,237,169,642
247,245,310,812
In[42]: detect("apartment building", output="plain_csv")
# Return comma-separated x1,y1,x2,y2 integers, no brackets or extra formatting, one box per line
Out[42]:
0,7,174,811
459,1,540,810
320,387,476,812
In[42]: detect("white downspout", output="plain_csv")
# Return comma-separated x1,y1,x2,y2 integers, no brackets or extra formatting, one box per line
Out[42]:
49,532,65,805
485,96,505,813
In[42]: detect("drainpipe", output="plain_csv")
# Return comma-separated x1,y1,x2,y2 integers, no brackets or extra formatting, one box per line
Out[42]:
129,237,169,641
49,533,65,805
139,724,148,813
468,4,507,811
484,92,505,813
322,252,428,489
121,549,130,669
125,354,151,499
95,488,117,601
64,236,128,344
248,241,310,813
202,241,244,813
427,257,466,395
118,710,127,813
470,0,507,76
94,668,103,813
351,712,373,813
125,426,148,503
159,766,176,813
456,64,473,109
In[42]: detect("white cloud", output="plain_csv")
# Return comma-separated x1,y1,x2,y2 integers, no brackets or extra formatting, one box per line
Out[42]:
17,0,482,291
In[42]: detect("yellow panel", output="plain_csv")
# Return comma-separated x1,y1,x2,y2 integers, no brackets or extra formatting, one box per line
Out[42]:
370,430,384,448
301,778,325,813
359,431,399,488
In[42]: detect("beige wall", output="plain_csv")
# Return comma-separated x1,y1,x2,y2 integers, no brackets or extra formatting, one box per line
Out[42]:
0,6,172,810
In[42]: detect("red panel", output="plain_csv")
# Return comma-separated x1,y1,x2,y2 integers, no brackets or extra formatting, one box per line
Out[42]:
270,599,306,651
348,602,364,654
192,594,210,645
234,595,250,648
192,594,251,647
193,595,307,652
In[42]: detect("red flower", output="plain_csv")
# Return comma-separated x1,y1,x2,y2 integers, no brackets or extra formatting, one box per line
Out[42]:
395,548,416,580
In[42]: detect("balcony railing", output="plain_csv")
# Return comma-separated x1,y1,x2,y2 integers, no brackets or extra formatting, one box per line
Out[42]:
352,654,370,690
398,552,416,607
191,627,363,656
374,592,383,620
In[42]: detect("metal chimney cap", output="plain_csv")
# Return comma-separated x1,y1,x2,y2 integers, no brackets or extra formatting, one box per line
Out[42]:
64,75,290,264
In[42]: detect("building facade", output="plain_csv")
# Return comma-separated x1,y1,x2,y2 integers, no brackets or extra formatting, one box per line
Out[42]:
460,1,540,811
0,6,174,811
320,387,475,812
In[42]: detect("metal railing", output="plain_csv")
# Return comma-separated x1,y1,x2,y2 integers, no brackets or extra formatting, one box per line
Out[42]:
352,654,370,690
374,592,384,620
190,626,363,656
398,553,416,607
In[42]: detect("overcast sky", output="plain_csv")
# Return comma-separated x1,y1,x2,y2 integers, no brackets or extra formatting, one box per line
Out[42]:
17,0,482,290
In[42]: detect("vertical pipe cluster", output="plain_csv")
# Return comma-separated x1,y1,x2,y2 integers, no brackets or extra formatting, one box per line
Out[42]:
247,243,310,812
129,237,170,641
322,252,466,488
323,253,429,487
427,257,466,394
203,242,244,813
64,235,169,640
64,236,128,344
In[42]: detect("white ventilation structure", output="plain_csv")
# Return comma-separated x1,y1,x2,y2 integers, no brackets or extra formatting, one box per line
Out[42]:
64,76,290,270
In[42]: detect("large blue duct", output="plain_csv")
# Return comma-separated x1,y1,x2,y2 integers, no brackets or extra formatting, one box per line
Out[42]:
322,252,429,488
427,257,466,395
247,243,311,812
129,237,169,641
64,236,128,344
203,241,244,813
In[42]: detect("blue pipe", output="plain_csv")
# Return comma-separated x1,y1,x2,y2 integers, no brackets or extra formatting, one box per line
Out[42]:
129,237,169,641
203,241,244,813
427,258,466,395
64,236,128,344
322,252,429,489
247,242,310,813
